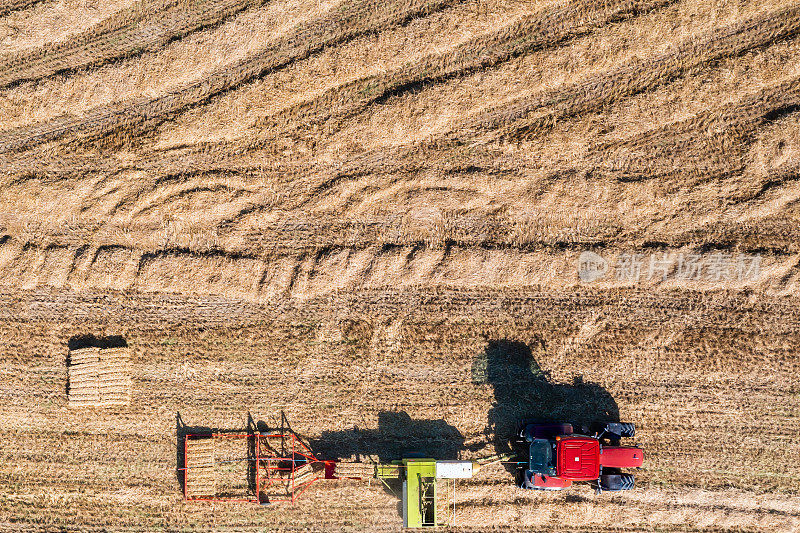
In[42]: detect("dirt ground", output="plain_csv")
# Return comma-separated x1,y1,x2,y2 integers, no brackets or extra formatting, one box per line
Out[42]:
0,0,799,530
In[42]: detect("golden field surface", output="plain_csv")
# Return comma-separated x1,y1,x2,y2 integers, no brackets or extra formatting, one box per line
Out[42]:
0,0,799,530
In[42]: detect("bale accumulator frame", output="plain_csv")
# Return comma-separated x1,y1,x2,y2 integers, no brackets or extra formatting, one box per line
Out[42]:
183,432,321,504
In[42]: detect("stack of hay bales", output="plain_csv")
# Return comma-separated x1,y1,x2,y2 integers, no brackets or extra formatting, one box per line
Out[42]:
185,438,216,498
68,346,132,407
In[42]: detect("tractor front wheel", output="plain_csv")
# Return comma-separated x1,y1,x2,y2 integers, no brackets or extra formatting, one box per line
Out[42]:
598,473,635,491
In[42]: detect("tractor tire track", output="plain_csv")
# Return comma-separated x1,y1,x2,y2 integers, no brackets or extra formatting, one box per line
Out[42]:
0,0,269,89
0,0,45,17
0,0,465,154
462,4,800,142
591,74,800,182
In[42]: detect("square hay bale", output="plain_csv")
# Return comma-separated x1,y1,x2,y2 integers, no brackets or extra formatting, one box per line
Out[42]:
68,346,100,365
68,346,131,407
293,462,327,485
333,462,376,479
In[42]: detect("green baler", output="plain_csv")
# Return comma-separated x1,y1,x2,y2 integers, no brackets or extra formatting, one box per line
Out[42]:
378,459,475,528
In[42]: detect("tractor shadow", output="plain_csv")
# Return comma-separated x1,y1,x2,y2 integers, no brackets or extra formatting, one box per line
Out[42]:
473,340,620,475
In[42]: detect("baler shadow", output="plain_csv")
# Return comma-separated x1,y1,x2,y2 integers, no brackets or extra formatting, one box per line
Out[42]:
308,410,470,463
306,411,471,520
177,410,467,504
473,340,620,475
246,411,469,517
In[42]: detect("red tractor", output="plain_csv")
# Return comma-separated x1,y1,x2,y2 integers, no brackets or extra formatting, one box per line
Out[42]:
517,421,643,492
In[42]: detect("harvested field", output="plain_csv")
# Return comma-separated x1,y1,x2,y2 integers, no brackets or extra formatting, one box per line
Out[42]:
0,0,799,530
1,289,799,530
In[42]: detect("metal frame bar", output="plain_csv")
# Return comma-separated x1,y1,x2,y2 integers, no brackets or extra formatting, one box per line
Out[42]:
290,434,296,502
183,434,188,500
255,432,261,502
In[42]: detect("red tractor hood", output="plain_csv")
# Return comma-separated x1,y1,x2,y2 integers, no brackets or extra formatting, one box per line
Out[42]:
556,437,600,481
599,446,644,468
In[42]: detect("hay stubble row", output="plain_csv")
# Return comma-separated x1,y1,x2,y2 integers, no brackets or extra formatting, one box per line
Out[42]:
0,0,468,153
0,0,270,88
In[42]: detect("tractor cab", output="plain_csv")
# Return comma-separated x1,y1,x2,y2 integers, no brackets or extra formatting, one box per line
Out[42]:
555,436,600,480
528,438,556,476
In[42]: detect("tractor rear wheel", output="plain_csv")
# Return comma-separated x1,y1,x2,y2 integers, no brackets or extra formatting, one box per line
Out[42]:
518,421,573,441
615,422,635,438
594,422,635,439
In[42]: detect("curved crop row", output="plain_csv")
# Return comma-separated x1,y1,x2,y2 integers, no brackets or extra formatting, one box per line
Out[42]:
592,75,800,182
0,0,268,88
63,0,675,177
108,0,678,171
300,4,800,187
0,0,465,154
199,3,800,204
251,0,678,138
464,4,800,141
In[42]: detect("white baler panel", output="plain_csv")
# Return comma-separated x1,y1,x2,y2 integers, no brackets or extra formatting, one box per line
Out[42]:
435,460,473,479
